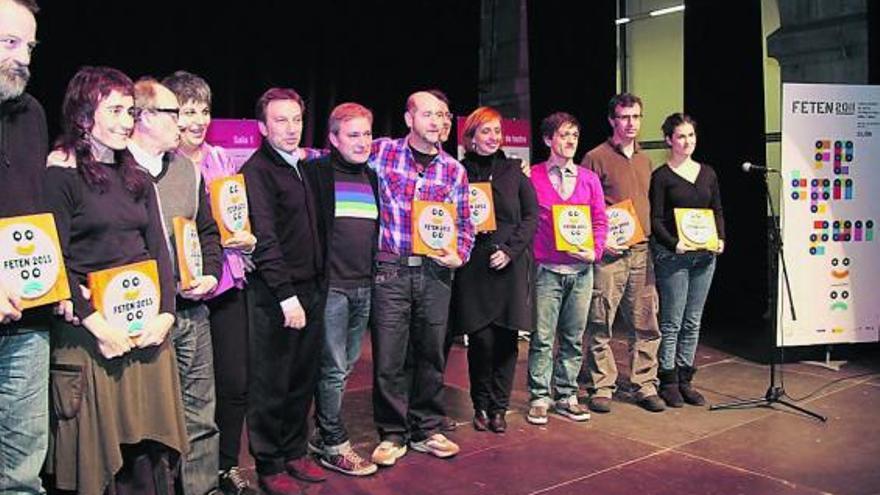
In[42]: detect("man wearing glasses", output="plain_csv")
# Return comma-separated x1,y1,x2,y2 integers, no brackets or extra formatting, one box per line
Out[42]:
581,93,665,414
127,77,223,495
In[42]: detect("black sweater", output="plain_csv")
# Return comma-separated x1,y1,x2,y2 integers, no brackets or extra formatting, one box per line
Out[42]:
1,93,51,332
241,141,323,302
45,165,176,320
649,163,725,251
301,148,379,289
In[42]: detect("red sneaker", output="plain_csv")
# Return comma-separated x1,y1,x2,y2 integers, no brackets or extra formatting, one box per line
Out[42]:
285,456,327,483
258,472,302,495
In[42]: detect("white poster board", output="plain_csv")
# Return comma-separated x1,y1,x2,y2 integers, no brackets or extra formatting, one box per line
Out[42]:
778,83,880,346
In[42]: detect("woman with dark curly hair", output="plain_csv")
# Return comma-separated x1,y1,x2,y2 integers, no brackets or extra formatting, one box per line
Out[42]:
44,66,187,495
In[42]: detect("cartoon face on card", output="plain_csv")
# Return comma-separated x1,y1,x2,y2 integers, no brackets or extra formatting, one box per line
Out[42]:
102,270,160,336
0,223,61,300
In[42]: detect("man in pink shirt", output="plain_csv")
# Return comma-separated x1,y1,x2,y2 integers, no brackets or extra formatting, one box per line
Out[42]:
526,112,607,426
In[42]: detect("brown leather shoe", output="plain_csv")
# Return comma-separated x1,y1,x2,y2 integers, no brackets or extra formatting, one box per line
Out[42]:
488,411,507,433
587,396,612,413
473,410,489,431
259,472,303,495
285,456,326,483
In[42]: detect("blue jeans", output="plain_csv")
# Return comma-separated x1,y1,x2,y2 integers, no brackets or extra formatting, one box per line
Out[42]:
528,265,593,405
653,243,717,370
172,304,219,495
0,329,49,495
315,285,371,447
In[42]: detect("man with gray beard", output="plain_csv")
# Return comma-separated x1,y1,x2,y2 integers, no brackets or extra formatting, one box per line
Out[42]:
0,1,52,493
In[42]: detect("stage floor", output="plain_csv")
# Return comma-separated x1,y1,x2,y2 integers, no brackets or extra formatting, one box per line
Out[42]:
238,333,880,495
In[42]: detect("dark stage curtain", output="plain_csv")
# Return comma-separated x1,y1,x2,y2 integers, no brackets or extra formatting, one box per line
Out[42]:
28,1,480,149
684,0,770,355
526,0,617,163
870,1,880,85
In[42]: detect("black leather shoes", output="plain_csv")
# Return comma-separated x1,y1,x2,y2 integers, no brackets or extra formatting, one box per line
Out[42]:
488,411,507,433
473,410,489,431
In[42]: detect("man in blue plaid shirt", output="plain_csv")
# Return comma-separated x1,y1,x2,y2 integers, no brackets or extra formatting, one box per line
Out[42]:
368,91,474,467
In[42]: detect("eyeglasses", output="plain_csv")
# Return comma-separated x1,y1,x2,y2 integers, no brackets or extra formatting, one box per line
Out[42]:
152,107,180,120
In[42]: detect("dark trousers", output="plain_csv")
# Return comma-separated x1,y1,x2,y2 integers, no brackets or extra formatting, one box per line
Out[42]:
467,324,519,414
246,275,325,476
371,260,452,444
206,287,249,471
106,441,176,495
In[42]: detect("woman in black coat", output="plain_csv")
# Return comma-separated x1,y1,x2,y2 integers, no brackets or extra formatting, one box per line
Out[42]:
450,106,538,433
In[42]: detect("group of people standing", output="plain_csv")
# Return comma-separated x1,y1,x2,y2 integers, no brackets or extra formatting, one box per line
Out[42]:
0,1,726,495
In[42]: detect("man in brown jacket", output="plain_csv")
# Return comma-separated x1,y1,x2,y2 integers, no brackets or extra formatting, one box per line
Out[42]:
581,93,665,413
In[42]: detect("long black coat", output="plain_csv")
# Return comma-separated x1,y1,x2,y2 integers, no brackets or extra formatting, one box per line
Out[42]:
450,150,538,334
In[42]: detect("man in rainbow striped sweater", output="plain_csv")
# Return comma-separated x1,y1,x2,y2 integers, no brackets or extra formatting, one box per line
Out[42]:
300,102,380,478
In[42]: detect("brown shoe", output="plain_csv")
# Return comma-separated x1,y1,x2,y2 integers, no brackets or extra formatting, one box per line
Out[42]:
587,396,612,413
488,411,507,433
637,394,667,412
259,472,302,495
285,456,326,483
473,410,489,431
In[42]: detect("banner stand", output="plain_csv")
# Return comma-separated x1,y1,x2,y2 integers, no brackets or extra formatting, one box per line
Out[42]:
800,344,848,372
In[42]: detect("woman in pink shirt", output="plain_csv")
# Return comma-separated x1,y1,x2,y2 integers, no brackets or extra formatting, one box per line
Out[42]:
163,71,257,495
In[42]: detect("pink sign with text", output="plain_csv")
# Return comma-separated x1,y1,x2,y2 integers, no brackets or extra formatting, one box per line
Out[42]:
206,119,261,169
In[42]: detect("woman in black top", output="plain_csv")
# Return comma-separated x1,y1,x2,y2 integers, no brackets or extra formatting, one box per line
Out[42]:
450,106,538,432
44,67,186,495
649,112,724,409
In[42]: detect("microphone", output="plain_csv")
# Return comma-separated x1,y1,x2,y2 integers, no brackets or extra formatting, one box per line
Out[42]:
741,162,779,174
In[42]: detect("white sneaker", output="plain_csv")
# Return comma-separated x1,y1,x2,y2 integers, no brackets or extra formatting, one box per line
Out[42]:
371,440,407,467
410,433,460,458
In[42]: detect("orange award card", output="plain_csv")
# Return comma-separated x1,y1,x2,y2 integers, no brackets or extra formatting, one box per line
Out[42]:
607,199,646,247
172,217,203,289
209,174,251,243
88,260,161,338
0,213,70,309
412,200,458,256
552,205,594,253
674,208,719,251
468,182,497,233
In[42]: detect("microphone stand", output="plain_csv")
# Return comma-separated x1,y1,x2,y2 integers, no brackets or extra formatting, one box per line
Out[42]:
709,170,827,421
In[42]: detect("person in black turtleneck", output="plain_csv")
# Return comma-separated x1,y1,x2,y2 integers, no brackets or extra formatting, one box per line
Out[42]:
240,88,327,495
449,106,538,433
300,102,379,477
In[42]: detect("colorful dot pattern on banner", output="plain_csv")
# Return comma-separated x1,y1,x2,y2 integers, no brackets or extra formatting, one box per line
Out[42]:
788,171,854,215
809,219,874,256
814,139,853,174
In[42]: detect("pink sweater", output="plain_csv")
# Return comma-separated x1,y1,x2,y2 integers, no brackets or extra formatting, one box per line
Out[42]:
530,162,607,265
198,144,248,296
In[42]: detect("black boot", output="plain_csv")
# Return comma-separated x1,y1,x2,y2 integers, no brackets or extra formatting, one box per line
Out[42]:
658,368,684,408
678,365,706,406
